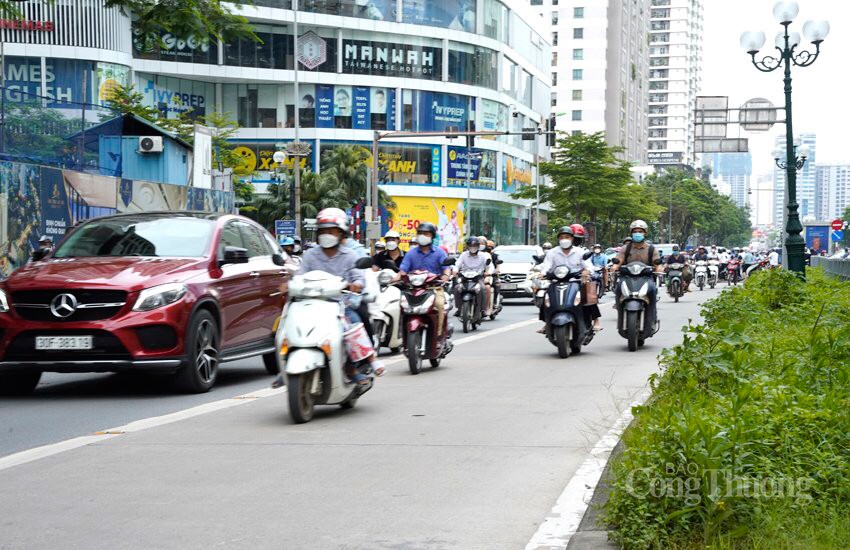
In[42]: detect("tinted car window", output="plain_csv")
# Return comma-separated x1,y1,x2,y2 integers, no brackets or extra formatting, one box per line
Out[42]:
55,217,215,258
239,223,270,258
219,222,245,255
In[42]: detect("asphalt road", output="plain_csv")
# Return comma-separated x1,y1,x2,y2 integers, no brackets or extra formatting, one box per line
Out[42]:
0,288,718,549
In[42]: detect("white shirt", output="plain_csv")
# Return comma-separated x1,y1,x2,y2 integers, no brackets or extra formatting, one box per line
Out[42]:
768,251,780,266
539,246,593,276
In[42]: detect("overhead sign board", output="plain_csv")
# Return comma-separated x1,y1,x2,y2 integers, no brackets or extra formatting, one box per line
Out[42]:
648,151,684,165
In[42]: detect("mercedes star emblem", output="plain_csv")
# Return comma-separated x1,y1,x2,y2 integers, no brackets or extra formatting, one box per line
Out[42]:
50,293,78,318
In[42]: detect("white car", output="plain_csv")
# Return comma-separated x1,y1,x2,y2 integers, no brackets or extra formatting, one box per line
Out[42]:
494,245,544,298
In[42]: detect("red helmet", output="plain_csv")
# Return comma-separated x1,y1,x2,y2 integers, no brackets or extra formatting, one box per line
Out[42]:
569,224,586,238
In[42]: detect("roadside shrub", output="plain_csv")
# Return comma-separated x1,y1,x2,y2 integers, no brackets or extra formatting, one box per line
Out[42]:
604,268,850,549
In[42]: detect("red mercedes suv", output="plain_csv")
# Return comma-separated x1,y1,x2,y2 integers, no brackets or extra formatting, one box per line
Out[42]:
0,212,287,395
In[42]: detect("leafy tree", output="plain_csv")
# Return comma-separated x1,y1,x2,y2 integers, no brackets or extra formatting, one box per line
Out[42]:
515,131,661,245
320,144,396,212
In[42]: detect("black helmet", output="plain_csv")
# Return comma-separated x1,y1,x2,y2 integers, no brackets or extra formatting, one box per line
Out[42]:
556,226,574,238
465,236,479,248
417,222,437,236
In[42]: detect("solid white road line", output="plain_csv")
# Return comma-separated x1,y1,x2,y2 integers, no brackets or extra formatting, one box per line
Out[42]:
0,316,541,472
525,393,650,550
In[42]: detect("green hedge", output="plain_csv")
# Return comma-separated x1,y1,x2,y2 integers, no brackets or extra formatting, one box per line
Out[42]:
604,268,850,549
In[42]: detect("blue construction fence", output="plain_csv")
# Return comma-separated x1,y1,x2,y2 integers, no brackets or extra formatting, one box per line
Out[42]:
0,160,235,278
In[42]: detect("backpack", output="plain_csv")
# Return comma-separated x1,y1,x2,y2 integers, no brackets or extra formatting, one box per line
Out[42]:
623,242,656,265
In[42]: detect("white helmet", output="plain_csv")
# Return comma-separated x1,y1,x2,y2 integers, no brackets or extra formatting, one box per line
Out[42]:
630,219,649,231
316,208,349,232
384,230,400,239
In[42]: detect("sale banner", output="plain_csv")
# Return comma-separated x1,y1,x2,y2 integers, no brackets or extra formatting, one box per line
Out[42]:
387,196,465,253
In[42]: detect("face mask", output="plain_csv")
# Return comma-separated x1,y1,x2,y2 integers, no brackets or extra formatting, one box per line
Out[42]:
293,244,301,253
631,233,646,243
593,249,601,254
468,246,479,254
559,238,573,249
318,233,340,249
385,241,398,251
417,234,433,247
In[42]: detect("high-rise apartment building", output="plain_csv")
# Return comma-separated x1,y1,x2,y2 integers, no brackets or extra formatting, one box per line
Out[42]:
531,0,649,163
816,164,850,221
773,133,818,226
752,174,774,227
647,0,703,168
703,152,752,208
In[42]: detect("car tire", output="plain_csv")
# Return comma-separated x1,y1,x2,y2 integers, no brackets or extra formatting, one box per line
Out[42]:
263,352,280,375
0,371,41,396
177,310,220,393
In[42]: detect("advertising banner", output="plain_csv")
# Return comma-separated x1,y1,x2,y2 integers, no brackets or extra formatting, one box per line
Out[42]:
353,86,370,130
805,225,829,254
446,147,496,190
417,91,470,132
230,142,314,176
502,155,533,194
342,39,441,80
323,141,438,185
301,0,396,20
1,57,95,107
316,84,334,128
401,0,476,32
137,74,211,119
39,168,71,240
388,196,465,253
95,62,130,107
480,99,507,141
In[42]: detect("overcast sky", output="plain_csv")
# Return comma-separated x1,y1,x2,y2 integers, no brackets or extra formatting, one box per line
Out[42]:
701,0,847,175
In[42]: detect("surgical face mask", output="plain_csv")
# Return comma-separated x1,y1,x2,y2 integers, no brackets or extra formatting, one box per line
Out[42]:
468,246,479,254
385,241,398,251
318,233,340,249
417,234,432,247
293,244,301,253
559,238,573,249
631,233,646,243
593,248,601,254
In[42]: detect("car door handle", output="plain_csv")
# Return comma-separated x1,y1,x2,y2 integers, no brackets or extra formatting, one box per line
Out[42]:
250,271,261,277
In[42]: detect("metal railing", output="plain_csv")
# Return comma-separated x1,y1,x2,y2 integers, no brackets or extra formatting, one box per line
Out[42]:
811,256,850,281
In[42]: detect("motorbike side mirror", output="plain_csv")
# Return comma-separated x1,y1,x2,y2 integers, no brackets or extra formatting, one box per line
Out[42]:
582,251,593,260
532,255,543,264
272,253,286,266
355,257,374,270
486,258,492,266
441,258,456,266
496,259,504,265
221,246,249,265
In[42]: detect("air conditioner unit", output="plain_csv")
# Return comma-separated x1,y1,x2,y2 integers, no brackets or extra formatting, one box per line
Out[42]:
138,136,163,153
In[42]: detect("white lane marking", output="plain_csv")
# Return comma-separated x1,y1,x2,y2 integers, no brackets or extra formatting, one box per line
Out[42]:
0,316,540,472
525,393,650,550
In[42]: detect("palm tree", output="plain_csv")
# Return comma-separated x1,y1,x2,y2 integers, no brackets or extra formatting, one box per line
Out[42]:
320,144,396,213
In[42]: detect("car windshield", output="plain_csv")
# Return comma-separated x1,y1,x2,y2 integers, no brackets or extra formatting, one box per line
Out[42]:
54,217,215,258
495,249,537,263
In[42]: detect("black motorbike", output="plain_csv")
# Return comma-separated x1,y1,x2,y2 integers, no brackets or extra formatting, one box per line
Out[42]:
543,266,595,359
666,262,685,303
457,267,486,333
616,262,659,352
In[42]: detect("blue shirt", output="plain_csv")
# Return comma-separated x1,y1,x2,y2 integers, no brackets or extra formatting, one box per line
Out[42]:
399,245,449,276
591,254,607,268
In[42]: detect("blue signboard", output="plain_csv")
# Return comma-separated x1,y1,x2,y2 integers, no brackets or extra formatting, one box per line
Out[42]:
401,0,476,32
387,88,397,130
275,219,297,239
353,86,370,130
805,225,829,253
431,147,442,185
832,230,844,242
417,91,470,132
316,84,334,128
39,168,71,240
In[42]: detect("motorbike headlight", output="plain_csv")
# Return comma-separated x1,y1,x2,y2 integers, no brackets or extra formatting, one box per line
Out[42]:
377,271,394,285
409,273,428,287
0,288,9,313
462,270,479,279
554,266,570,280
133,283,187,311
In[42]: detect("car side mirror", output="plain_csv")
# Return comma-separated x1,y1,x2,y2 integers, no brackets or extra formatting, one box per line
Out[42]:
221,246,249,265
441,258,456,266
355,257,374,270
272,253,286,266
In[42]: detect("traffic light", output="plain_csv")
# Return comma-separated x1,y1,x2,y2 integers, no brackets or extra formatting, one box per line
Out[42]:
466,120,475,149
546,114,557,147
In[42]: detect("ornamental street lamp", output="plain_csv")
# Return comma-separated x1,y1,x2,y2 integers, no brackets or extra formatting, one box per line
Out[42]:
740,1,829,275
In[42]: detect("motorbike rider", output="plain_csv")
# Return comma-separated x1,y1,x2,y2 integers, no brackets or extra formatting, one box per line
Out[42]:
398,222,452,340
486,239,502,314
476,236,496,316
373,230,405,270
536,226,594,333
707,245,720,260
741,248,756,277
542,242,552,252
30,235,54,261
693,246,709,262
665,245,692,292
453,236,490,317
295,208,385,382
611,220,663,322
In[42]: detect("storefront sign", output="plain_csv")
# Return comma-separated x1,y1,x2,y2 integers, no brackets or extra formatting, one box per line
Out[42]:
388,196,465,253
316,84,334,128
298,31,327,70
1,57,92,107
353,86,370,130
446,147,496,190
503,155,533,193
0,19,54,32
342,39,441,79
648,151,684,165
231,142,313,175
139,78,207,117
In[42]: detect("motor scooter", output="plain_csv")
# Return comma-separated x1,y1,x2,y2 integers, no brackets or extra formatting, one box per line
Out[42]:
543,266,595,358
666,262,685,302
727,258,742,286
707,260,720,289
401,263,455,375
457,267,486,333
277,257,376,424
616,262,659,352
372,268,403,352
694,260,708,291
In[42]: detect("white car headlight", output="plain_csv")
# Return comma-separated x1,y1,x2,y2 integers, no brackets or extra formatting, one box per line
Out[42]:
0,288,9,313
553,266,570,279
132,283,187,312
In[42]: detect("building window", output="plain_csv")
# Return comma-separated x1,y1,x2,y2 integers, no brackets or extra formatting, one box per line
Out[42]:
571,130,582,136
571,110,582,121
552,0,558,5
552,52,558,66
530,0,542,4
552,72,558,86
552,12,558,25
552,31,558,46
573,48,583,60
572,89,582,100
574,7,584,18
551,92,558,106
572,69,583,80
573,28,583,39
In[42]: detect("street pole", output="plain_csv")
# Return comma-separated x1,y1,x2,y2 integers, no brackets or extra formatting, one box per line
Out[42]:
780,25,805,275
669,183,673,243
465,136,472,240
370,133,379,250
292,0,302,234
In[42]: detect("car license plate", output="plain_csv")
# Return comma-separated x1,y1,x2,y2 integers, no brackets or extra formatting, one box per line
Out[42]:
35,336,94,351
501,283,517,291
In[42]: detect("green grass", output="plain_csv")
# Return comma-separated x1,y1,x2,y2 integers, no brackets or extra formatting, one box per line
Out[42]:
603,268,850,549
